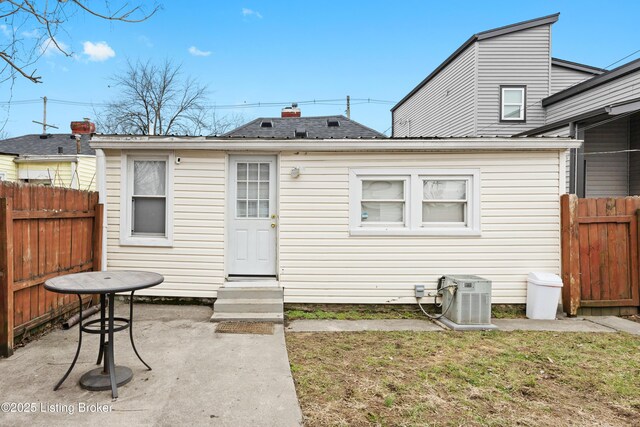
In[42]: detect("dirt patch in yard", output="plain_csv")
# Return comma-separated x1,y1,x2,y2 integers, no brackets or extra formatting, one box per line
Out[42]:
284,304,525,322
286,331,640,426
621,314,640,324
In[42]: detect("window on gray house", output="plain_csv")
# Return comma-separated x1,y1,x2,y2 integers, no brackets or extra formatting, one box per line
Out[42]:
500,86,526,122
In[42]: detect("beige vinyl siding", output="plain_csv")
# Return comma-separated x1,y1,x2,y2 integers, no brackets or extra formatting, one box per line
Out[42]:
630,113,640,195
0,154,17,181
584,117,629,197
17,161,73,187
546,70,640,123
392,43,476,137
550,65,594,94
539,127,574,194
476,25,551,136
105,149,225,297
76,156,96,191
279,151,562,304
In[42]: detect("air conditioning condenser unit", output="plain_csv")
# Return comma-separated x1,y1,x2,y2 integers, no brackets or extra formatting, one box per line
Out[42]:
439,275,497,331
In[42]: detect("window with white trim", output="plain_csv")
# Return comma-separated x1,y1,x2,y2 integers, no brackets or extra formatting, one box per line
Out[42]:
360,177,407,226
500,86,525,121
121,153,174,246
349,169,480,236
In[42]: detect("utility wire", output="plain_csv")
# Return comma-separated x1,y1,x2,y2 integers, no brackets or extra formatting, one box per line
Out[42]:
0,97,397,109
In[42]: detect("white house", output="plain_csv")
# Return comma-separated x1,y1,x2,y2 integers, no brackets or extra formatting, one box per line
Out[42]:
91,112,577,304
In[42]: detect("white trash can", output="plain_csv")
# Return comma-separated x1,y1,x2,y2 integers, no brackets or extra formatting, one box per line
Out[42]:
526,272,563,320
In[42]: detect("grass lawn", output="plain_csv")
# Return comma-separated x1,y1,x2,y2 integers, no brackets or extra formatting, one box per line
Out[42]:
286,331,640,426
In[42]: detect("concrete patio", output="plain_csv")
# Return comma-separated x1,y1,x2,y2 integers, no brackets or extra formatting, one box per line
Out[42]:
0,303,302,427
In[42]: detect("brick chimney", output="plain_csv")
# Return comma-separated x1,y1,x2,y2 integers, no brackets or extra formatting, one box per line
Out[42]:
281,103,301,118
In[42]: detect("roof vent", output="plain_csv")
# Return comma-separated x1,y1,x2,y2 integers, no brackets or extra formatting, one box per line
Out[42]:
294,128,308,138
327,119,340,127
260,120,274,128
58,146,63,154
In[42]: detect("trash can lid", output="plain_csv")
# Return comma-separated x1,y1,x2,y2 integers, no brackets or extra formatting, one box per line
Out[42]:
528,272,563,287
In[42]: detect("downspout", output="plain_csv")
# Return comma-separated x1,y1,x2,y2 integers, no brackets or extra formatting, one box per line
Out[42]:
96,149,108,271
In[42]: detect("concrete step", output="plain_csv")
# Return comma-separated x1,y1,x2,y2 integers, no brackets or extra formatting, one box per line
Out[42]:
210,312,284,323
217,287,283,300
224,280,279,288
213,298,283,313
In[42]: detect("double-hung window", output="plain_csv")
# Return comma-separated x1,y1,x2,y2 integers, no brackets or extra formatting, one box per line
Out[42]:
350,169,480,236
500,86,526,122
121,153,174,246
360,178,407,226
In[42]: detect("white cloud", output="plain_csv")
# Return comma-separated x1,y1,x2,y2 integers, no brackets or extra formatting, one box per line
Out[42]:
21,29,39,39
0,25,12,38
82,41,115,61
40,37,70,56
242,8,262,19
188,46,212,57
138,35,153,48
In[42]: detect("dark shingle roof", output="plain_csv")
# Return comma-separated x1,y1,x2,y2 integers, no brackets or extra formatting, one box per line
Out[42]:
221,115,386,139
0,134,95,156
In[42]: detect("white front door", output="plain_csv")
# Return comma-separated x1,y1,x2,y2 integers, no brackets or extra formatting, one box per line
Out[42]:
228,156,277,276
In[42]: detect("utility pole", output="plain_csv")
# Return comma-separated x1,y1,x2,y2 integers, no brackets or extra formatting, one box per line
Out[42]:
346,95,350,119
42,96,47,134
32,96,59,135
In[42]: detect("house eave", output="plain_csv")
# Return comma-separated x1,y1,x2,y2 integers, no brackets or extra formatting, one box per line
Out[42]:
91,136,581,151
542,58,640,107
551,57,605,75
13,155,81,163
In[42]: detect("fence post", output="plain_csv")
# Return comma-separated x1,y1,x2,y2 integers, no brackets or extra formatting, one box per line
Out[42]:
561,194,581,316
92,203,104,272
0,198,14,357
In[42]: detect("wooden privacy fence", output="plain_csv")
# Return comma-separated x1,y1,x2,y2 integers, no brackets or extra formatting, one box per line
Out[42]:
561,194,640,316
0,182,103,357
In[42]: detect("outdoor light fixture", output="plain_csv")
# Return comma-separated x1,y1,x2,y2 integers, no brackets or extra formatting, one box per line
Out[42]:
290,167,302,178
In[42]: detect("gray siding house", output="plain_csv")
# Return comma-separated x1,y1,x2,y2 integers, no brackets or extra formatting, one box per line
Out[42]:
392,13,640,198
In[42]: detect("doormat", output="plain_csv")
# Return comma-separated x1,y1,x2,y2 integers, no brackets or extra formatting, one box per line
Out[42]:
215,322,275,335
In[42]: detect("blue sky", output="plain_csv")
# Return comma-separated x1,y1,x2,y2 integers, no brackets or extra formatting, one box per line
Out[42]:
1,0,639,137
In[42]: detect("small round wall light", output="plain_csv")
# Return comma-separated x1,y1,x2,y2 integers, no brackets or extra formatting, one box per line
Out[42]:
290,167,301,178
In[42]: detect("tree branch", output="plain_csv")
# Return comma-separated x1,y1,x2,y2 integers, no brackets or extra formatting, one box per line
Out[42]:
0,51,41,83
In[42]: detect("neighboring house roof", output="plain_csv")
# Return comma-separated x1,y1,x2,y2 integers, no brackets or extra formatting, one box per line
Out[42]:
391,13,561,112
220,115,386,139
0,134,95,156
551,58,605,75
542,58,640,107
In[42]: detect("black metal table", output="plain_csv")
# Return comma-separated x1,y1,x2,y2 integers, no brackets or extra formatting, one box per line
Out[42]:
44,270,164,399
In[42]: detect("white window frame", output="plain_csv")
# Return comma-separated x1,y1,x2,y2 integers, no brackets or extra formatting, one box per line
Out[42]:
120,152,174,247
349,169,480,236
420,176,471,228
500,86,526,122
357,175,409,228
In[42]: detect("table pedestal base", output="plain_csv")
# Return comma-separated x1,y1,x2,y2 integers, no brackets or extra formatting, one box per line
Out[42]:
80,366,133,391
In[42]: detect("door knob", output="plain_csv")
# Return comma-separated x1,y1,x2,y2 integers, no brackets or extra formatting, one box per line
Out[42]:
271,223,276,228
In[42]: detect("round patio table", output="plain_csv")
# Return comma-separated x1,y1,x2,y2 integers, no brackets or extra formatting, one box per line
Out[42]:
44,270,164,399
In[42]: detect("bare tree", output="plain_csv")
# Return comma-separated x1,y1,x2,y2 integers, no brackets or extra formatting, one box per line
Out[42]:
97,60,212,136
0,1,159,84
208,111,247,136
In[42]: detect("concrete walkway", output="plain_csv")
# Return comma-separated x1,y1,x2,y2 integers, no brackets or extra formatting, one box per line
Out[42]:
286,316,640,334
0,303,302,427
